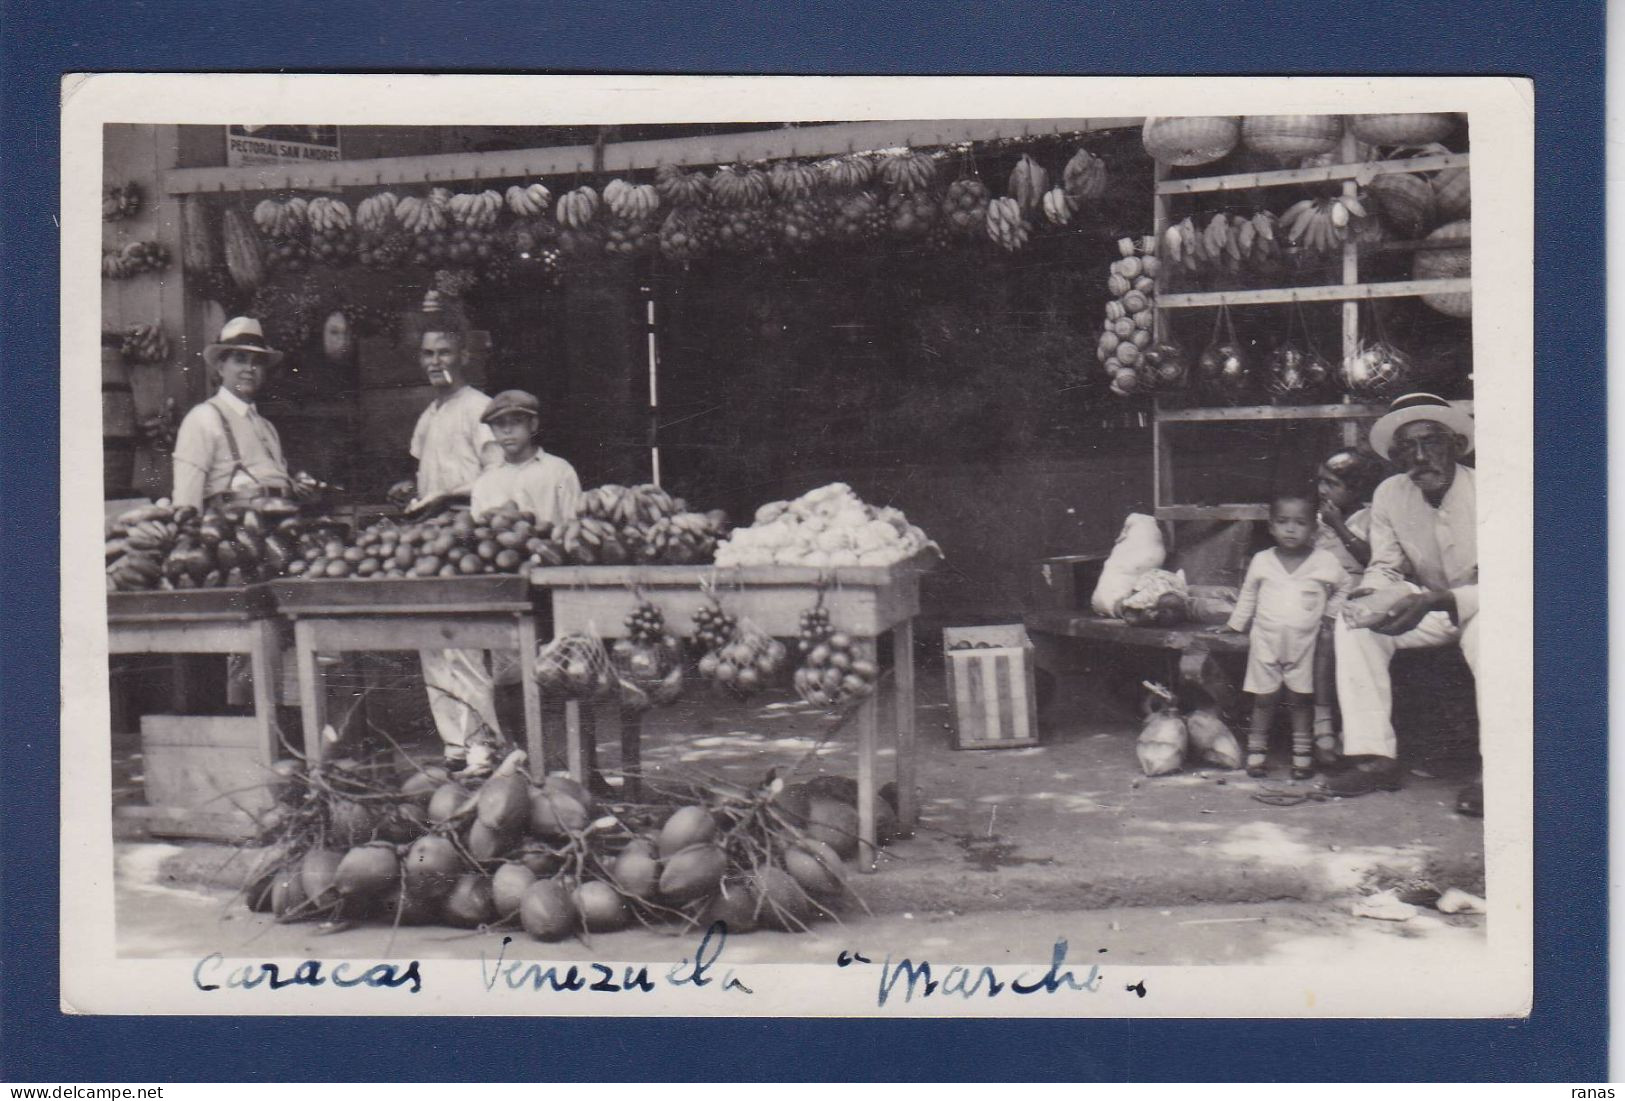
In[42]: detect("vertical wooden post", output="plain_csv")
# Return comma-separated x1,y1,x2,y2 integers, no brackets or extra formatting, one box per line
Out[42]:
292,619,326,764
1339,128,1362,446
249,617,282,766
893,617,917,834
1151,159,1169,344
565,700,585,783
516,612,545,772
855,636,879,870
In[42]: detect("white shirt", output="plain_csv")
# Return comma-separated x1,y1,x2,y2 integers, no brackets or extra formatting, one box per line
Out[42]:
470,450,582,529
1365,465,1478,623
170,386,290,510
409,386,501,498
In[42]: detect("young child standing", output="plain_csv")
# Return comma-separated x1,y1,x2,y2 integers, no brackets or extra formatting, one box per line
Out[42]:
1225,493,1351,779
1310,448,1384,760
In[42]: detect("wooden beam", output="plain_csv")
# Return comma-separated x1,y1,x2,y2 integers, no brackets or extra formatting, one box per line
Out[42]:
161,117,1145,195
1154,504,1270,521
1156,277,1470,309
1155,402,1388,423
1155,152,1469,197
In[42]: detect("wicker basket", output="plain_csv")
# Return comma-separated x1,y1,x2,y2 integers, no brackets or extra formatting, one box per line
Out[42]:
1368,171,1437,238
1142,116,1241,167
1433,164,1471,220
1348,112,1459,147
1413,219,1472,318
1241,114,1343,159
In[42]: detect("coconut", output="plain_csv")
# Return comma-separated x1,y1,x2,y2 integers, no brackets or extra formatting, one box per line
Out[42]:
443,873,495,928
658,804,718,858
771,783,814,827
400,767,447,804
611,837,660,900
803,798,861,860
798,776,897,847
382,801,427,842
403,834,462,902
299,848,344,911
328,798,376,848
271,866,309,919
529,788,589,841
467,820,515,863
698,881,758,934
334,842,401,910
477,773,532,832
245,862,279,913
427,781,469,826
784,839,847,902
542,773,594,811
520,879,576,941
491,861,538,918
754,865,815,931
518,846,567,878
658,843,726,904
573,881,629,932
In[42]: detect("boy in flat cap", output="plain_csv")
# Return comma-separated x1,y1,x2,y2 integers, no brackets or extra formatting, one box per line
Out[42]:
471,389,581,527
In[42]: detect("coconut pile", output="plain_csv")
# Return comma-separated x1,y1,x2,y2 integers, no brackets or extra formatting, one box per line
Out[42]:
245,750,898,941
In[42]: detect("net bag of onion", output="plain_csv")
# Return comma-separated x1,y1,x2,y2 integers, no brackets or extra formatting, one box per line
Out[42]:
534,630,617,701
610,600,685,711
696,617,788,699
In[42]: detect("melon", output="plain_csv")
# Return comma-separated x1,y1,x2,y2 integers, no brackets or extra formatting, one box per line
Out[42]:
443,873,495,928
403,834,462,902
658,804,718,858
611,837,660,900
658,843,726,904
574,881,629,932
477,773,532,832
298,848,344,912
520,879,576,941
492,861,537,918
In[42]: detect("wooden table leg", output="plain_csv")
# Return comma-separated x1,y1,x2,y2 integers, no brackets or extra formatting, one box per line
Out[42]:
620,707,643,802
856,637,879,871
893,617,917,835
565,700,585,784
249,618,283,767
516,614,545,771
292,620,327,764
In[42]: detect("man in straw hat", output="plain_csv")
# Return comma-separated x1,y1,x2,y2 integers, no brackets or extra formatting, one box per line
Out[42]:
171,317,294,511
1325,394,1481,815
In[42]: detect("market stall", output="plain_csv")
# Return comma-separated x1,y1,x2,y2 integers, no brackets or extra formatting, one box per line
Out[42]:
100,110,1476,937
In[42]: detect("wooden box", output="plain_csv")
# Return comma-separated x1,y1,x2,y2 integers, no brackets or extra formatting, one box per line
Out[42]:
943,624,1040,749
131,715,275,840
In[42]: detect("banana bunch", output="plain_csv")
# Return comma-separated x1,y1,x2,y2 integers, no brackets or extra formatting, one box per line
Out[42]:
941,178,991,236
101,241,170,279
985,196,1029,251
1280,194,1367,257
654,163,711,206
819,155,875,192
768,160,822,201
603,179,661,221
633,512,723,565
578,483,680,528
448,189,503,229
1161,210,1283,273
252,198,307,239
556,186,600,230
103,182,142,221
1007,154,1050,214
505,181,552,218
106,502,179,592
709,164,771,208
394,195,448,236
555,515,628,566
355,192,398,233
1041,187,1076,226
1062,147,1108,202
306,197,352,235
878,149,938,193
121,323,172,364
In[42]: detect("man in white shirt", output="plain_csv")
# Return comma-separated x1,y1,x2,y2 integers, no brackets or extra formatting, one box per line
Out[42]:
392,323,504,766
1327,394,1479,812
171,317,294,510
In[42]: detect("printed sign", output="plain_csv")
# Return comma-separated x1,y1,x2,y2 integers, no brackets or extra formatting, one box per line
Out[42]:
226,125,341,167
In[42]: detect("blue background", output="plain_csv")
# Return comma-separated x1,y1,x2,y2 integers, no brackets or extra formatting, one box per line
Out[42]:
0,0,1606,1082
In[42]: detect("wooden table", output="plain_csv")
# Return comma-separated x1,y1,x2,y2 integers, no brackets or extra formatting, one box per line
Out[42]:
530,554,935,869
269,576,546,767
106,585,286,837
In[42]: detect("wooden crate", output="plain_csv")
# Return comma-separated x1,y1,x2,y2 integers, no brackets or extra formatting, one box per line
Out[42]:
131,715,275,840
943,625,1040,749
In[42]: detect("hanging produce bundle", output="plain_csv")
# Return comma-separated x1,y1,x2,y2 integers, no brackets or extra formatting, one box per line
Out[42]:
118,322,171,364
610,601,684,711
832,190,885,243
697,618,788,699
689,598,738,656
1264,301,1334,402
940,177,991,238
1061,146,1109,203
1096,236,1167,397
304,197,355,265
1195,304,1255,399
102,181,143,221
792,600,878,709
253,197,311,271
984,196,1029,252
713,483,935,569
1339,302,1416,398
535,632,618,700
101,240,170,279
221,208,265,293
1279,193,1369,258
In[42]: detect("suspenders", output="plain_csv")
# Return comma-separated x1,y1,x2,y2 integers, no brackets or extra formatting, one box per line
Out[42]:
208,400,283,502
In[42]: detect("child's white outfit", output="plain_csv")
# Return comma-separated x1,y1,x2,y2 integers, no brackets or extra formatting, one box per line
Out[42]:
1227,548,1350,694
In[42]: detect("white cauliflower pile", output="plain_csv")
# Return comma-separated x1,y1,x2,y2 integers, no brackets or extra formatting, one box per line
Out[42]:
713,483,937,568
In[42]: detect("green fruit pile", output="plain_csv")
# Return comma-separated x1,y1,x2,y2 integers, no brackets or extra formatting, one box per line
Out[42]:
106,496,320,591
286,505,548,580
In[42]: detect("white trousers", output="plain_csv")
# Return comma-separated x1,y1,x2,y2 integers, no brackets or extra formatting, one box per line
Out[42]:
420,648,498,755
1334,607,1479,759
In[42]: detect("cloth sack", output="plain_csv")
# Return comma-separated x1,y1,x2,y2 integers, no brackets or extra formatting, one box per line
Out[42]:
1120,568,1190,626
1091,514,1166,616
1186,584,1241,625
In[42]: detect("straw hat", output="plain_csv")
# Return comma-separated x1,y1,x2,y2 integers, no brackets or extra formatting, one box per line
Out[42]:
202,316,283,370
1368,393,1474,460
